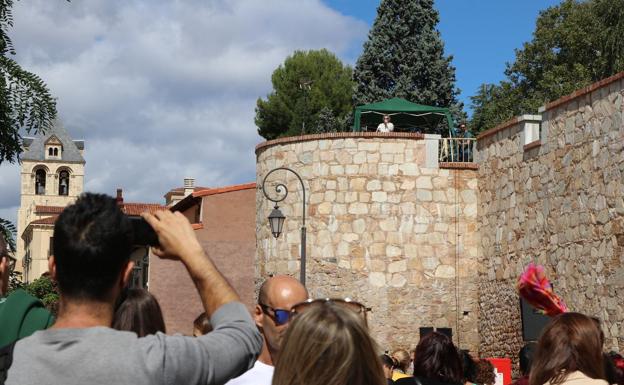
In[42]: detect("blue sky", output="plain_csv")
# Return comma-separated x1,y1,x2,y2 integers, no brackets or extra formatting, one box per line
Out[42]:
0,0,566,224
324,0,562,115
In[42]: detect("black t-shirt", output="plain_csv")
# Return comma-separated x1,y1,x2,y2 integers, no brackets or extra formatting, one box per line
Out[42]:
396,376,462,385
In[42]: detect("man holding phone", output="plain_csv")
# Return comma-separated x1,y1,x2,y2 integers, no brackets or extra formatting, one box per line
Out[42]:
5,193,262,385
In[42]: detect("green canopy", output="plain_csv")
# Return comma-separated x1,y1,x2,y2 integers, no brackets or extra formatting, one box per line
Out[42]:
352,97,453,134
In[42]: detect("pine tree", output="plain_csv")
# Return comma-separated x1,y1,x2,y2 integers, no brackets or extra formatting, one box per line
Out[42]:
353,0,462,119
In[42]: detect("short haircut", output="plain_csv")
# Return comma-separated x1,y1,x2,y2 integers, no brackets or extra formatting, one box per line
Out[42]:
53,193,133,301
475,359,496,385
519,342,537,376
112,288,166,337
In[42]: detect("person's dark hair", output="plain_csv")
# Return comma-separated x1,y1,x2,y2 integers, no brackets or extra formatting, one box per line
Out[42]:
112,288,166,336
529,313,605,385
53,193,133,301
519,343,537,376
461,350,477,383
381,354,396,369
475,360,495,385
193,312,212,335
413,331,463,384
607,351,624,385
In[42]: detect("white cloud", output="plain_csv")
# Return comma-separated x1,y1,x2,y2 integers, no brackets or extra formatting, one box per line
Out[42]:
0,0,367,221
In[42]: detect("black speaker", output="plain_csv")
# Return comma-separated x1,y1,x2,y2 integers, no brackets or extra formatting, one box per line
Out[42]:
437,327,452,340
419,327,434,338
419,327,452,340
520,298,551,341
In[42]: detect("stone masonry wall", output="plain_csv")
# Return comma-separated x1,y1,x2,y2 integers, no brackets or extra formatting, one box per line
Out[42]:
477,74,624,364
256,133,480,353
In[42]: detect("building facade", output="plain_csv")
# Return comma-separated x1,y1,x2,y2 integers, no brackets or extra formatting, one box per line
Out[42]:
17,121,85,282
255,133,480,352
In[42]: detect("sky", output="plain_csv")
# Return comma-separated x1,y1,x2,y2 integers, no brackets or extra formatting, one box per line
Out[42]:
0,0,562,226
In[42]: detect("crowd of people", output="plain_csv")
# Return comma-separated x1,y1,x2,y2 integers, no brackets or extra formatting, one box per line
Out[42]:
0,192,623,385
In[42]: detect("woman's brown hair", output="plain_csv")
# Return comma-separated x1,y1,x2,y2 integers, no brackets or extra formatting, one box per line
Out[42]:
529,312,605,385
272,301,386,385
112,288,166,337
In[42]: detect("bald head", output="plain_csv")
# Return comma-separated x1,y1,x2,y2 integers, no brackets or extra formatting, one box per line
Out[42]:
258,275,308,306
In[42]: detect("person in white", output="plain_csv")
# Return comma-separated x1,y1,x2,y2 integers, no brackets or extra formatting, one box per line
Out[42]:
377,114,395,132
226,275,308,385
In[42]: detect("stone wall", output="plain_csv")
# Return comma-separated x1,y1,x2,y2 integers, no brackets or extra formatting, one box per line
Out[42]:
477,72,624,363
256,133,480,352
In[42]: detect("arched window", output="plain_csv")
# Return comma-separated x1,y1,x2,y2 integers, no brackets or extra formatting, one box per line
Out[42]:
35,169,46,195
59,170,69,196
48,148,53,156
53,148,58,156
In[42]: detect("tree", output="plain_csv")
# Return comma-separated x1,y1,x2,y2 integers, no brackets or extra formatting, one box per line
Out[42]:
256,49,354,140
353,0,463,123
470,0,624,133
0,0,59,250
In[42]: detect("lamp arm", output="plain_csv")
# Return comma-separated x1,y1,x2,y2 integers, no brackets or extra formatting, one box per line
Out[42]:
261,167,306,227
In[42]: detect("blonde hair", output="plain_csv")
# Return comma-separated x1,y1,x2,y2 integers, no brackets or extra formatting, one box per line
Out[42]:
392,349,411,372
272,302,386,385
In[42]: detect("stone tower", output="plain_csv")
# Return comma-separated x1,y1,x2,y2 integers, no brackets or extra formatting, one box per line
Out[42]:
16,121,85,282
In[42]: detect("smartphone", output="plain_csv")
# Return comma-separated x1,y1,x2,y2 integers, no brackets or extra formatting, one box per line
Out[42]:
128,216,159,246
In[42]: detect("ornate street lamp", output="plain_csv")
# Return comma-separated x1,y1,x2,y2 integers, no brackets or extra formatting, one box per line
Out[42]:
268,206,286,239
261,167,307,285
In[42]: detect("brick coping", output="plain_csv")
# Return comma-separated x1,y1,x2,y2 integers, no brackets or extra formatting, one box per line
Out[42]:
523,140,541,151
477,71,624,142
542,70,624,111
255,132,424,155
439,162,479,170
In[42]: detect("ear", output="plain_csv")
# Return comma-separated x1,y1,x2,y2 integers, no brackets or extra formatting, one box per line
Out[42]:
253,304,264,328
121,260,135,288
48,255,57,281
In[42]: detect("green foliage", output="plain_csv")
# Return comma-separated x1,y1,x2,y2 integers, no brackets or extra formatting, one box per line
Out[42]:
23,274,59,314
0,0,58,164
256,49,354,140
353,0,463,124
470,0,624,133
0,217,15,252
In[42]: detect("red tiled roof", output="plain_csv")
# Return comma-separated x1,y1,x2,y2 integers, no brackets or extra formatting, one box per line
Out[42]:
30,216,58,225
164,186,210,198
192,182,256,198
121,203,167,216
35,205,65,214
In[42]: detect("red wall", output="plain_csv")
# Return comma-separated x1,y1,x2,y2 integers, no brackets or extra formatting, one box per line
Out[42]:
149,187,256,335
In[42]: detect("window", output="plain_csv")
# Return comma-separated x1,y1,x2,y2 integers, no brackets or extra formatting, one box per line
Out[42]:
59,170,69,196
35,169,46,195
53,148,58,156
48,148,53,156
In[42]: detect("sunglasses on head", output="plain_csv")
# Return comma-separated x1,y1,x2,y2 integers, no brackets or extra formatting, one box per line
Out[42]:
260,298,371,326
291,298,371,325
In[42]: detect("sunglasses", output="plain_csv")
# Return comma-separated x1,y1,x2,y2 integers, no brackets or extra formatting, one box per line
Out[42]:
291,298,371,325
259,303,293,326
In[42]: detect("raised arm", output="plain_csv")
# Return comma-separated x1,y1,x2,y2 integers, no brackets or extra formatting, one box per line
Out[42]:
143,210,238,316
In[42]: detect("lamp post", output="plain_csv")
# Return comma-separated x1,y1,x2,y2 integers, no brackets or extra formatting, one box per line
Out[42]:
299,79,312,135
261,167,307,286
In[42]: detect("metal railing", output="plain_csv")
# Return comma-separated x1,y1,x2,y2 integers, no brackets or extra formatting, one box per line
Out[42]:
439,138,476,163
